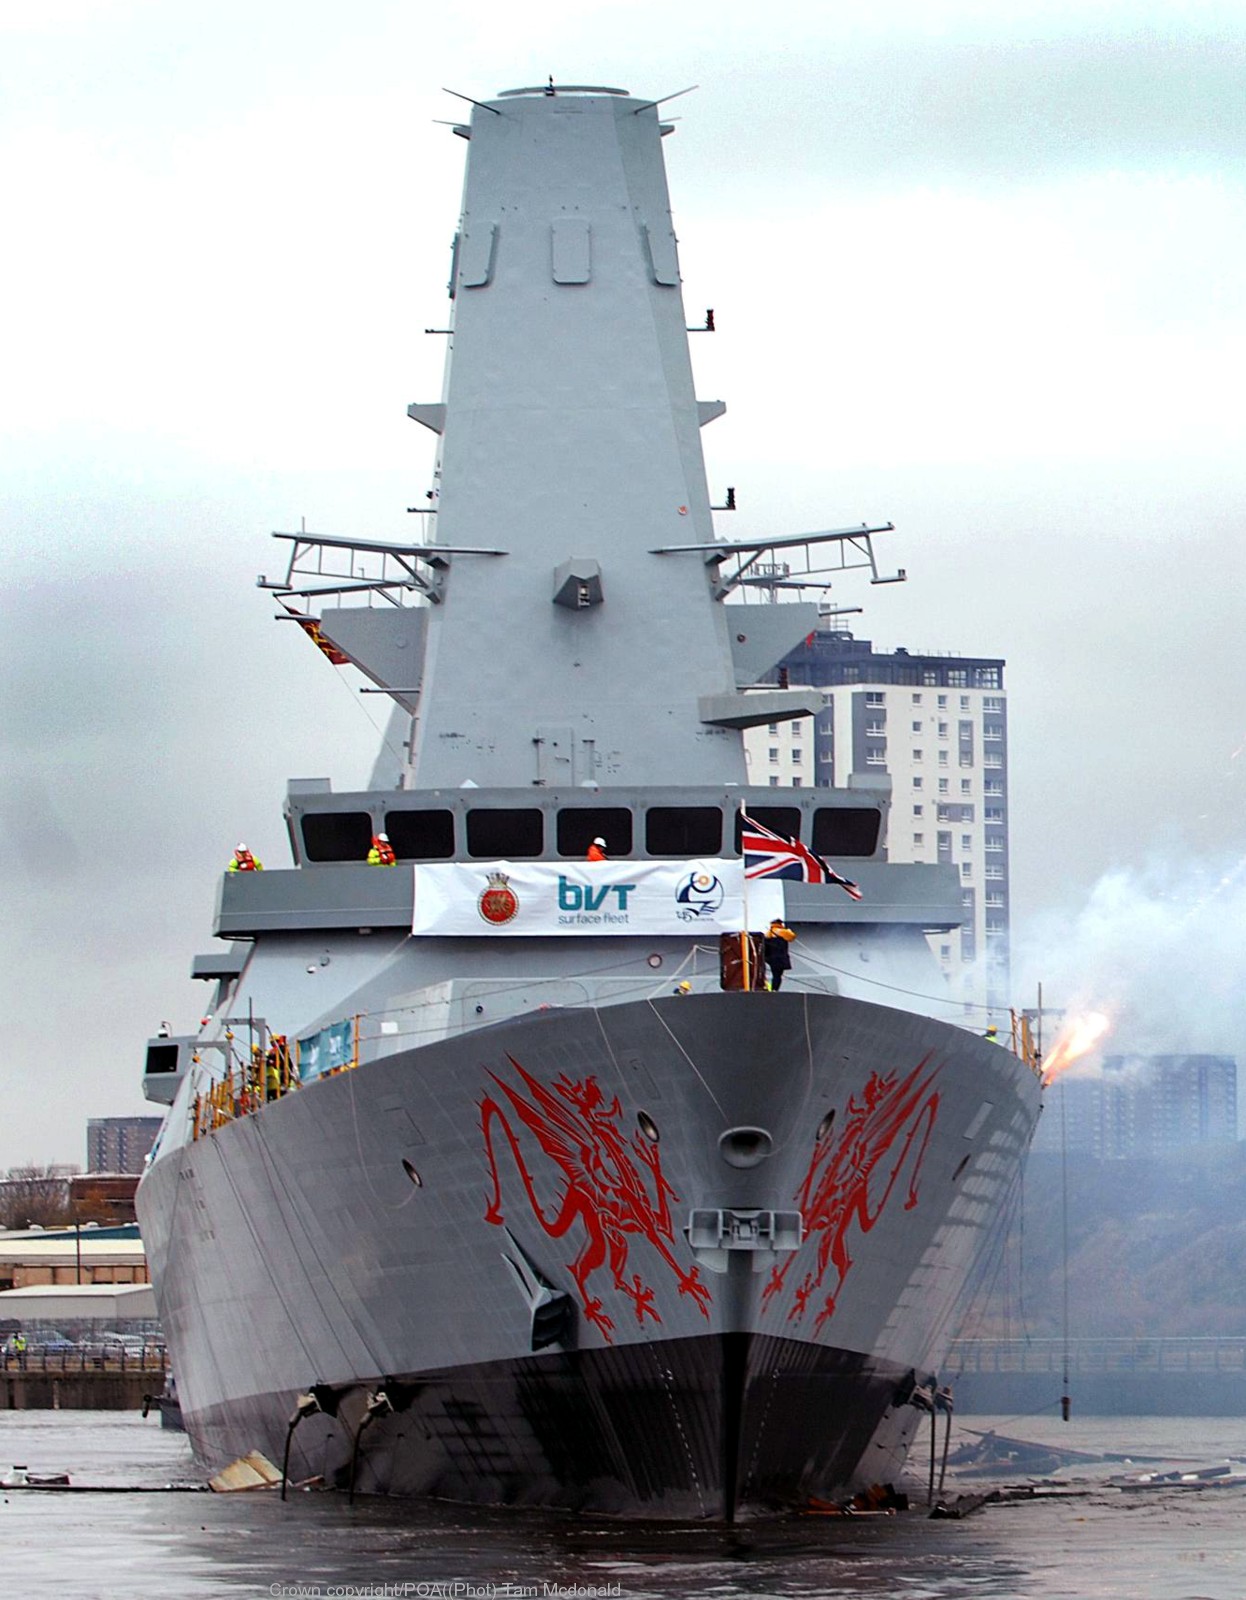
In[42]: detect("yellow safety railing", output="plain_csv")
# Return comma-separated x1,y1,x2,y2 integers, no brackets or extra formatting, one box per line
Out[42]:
1009,1009,1042,1076
191,1028,305,1141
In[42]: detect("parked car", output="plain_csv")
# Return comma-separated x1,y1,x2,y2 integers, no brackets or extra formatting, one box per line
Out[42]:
88,1331,155,1359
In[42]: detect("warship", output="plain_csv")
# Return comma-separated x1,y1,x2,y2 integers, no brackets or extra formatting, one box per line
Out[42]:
136,82,1042,1519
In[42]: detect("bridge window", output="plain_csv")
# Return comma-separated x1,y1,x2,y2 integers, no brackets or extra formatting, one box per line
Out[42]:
466,808,544,859
734,807,800,849
556,808,633,857
145,1044,180,1074
645,806,722,856
301,811,374,862
811,807,881,858
384,809,456,860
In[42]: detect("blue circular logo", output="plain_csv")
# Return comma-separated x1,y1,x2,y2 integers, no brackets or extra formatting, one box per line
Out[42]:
675,870,725,919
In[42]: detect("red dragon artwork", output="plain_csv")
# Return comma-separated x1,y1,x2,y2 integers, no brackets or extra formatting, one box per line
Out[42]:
480,1056,713,1341
762,1054,942,1335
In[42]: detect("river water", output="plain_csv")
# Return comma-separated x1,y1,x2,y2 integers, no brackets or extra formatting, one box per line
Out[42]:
3,1411,1245,1599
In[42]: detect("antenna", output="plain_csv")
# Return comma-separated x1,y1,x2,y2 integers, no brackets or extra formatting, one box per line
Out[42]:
441,87,502,116
632,85,699,114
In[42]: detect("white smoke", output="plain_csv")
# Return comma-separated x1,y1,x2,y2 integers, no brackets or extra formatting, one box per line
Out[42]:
1012,854,1246,1077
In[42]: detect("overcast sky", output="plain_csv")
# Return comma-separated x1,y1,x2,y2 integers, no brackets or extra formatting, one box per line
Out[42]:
2,0,1244,1167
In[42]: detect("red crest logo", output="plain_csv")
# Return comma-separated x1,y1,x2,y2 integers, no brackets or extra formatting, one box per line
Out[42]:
762,1054,942,1334
477,871,519,926
480,1055,713,1341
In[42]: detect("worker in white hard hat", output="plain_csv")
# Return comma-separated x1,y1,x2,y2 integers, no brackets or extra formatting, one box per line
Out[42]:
368,832,397,867
228,843,263,872
586,837,608,861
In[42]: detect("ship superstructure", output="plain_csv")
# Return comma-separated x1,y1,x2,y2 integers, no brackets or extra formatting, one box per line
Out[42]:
136,84,1042,1519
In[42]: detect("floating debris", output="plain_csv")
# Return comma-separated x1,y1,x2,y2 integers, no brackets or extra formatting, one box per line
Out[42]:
2,1465,70,1488
804,1483,910,1517
209,1451,282,1493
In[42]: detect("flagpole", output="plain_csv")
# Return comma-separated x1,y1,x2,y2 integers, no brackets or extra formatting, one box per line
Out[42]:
740,799,752,990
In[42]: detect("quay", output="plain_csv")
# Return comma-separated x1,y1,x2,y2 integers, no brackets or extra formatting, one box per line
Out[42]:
949,1337,1246,1415
2,1348,169,1410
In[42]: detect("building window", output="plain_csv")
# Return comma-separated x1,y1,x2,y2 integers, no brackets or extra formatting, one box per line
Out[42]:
769,776,780,787
977,667,1001,688
937,695,948,708
986,893,1005,908
866,722,886,736
985,780,1003,796
961,779,972,795
985,864,1004,880
939,750,948,766
984,753,1003,769
937,721,948,737
912,693,922,704
984,696,1003,712
961,862,972,879
948,670,967,687
961,834,972,849
985,806,1004,822
911,720,922,733
866,749,886,766
960,694,970,709
940,944,951,960
913,804,923,816
768,723,779,735
912,748,923,761
792,777,802,787
923,671,938,686
913,776,923,789
819,749,833,762
866,692,885,706
985,837,1004,853
792,749,802,763
938,778,949,794
984,726,1003,742
768,747,779,762
914,832,925,845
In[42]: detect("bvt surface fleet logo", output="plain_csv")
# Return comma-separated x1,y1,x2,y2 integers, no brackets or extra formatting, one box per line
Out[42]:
558,876,635,921
674,869,725,919
477,871,520,925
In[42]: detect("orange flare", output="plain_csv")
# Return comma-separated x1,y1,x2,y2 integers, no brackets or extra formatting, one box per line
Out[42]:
1041,1011,1111,1087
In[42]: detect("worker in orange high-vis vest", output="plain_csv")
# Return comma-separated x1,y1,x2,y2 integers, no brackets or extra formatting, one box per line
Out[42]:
368,833,397,867
586,837,608,862
228,843,263,872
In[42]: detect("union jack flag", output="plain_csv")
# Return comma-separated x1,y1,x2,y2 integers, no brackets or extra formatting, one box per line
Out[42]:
741,814,863,899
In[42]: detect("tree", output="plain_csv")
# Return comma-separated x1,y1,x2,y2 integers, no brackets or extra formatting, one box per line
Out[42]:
0,1164,77,1230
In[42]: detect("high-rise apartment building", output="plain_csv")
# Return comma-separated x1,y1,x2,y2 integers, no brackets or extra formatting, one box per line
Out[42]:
1031,1055,1239,1158
742,625,1009,1015
86,1116,163,1175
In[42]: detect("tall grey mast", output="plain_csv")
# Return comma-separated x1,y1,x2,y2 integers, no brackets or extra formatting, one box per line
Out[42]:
411,85,740,789
268,84,898,792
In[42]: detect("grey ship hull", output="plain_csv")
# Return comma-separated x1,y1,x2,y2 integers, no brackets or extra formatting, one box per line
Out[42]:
138,992,1038,1518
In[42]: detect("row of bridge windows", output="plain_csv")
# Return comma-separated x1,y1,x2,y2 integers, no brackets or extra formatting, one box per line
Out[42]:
296,805,882,864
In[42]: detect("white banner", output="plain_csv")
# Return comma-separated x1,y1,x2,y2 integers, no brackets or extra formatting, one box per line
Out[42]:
411,859,782,937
